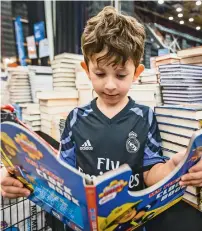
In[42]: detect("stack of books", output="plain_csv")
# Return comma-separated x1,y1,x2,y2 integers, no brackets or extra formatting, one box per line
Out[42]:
7,67,32,104
139,68,158,84
59,117,66,136
150,53,180,71
75,63,94,106
28,66,53,103
22,103,41,132
37,91,78,141
1,71,9,105
155,105,202,211
155,105,202,158
183,186,202,212
159,64,202,105
178,46,202,66
51,53,83,92
129,84,162,109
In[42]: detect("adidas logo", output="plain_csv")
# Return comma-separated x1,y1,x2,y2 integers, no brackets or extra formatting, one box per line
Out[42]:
80,140,93,151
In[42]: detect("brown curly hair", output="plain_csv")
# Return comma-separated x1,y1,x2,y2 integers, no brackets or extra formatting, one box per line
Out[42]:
81,6,146,68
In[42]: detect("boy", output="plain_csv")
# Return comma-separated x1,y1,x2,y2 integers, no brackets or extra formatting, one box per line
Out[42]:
1,6,202,231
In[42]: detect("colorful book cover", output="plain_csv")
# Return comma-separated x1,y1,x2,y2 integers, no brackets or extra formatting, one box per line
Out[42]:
1,121,202,231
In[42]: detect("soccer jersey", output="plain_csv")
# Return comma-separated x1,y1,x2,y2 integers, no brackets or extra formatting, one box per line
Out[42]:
60,97,166,192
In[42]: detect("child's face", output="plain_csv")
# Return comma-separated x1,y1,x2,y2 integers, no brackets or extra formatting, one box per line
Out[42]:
85,50,140,105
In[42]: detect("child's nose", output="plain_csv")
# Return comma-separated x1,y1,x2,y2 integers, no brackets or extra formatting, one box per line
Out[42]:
105,78,116,90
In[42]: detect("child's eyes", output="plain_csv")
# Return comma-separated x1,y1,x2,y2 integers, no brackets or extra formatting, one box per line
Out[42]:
117,74,127,78
95,73,105,77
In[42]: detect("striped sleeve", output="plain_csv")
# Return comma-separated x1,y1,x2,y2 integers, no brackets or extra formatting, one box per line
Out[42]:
59,109,78,167
143,108,168,170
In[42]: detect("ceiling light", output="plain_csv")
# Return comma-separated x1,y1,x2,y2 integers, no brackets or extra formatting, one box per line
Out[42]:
176,7,182,12
196,26,201,30
189,18,194,22
169,16,174,20
179,20,184,24
158,0,164,4
196,1,201,6
178,13,183,18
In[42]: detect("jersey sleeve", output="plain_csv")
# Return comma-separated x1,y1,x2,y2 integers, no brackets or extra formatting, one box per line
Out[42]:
59,111,76,167
143,108,168,171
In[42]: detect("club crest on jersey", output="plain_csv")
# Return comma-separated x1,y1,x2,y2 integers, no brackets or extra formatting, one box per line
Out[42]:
126,131,140,153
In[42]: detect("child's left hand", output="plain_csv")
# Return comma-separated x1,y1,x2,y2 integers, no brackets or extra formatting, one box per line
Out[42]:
180,157,202,187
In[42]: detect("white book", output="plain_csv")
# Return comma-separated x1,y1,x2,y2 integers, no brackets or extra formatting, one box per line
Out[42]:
53,82,76,87
51,59,81,65
183,192,200,205
162,93,202,98
53,73,75,78
156,114,202,129
162,90,202,94
160,131,190,146
158,123,196,138
23,115,41,121
40,105,75,114
54,53,83,61
25,120,41,126
164,100,202,105
161,140,186,153
40,99,78,107
186,186,200,196
155,105,202,119
163,97,202,102
37,90,78,100
52,68,75,74
41,120,52,129
40,126,51,135
53,77,75,82
52,63,76,69
54,87,76,91
161,83,202,87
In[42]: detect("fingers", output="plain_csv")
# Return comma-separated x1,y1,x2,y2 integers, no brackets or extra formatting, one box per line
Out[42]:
1,176,24,188
189,158,202,173
180,180,202,187
1,185,30,196
1,190,29,199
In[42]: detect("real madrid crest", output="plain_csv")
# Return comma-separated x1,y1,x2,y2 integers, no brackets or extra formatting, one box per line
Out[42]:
126,131,140,153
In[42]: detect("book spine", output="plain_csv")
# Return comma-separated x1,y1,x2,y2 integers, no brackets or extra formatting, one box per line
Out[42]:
85,185,98,231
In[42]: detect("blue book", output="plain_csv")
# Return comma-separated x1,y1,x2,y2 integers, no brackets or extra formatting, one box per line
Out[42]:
1,122,202,231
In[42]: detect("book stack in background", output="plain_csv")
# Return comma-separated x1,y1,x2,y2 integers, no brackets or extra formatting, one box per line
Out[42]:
129,84,162,109
28,66,53,103
178,46,202,66
1,71,9,105
37,91,78,141
154,105,202,211
183,186,202,212
138,68,159,84
155,105,202,157
159,64,202,105
7,67,32,104
75,63,94,106
150,53,180,72
51,53,83,92
22,103,41,132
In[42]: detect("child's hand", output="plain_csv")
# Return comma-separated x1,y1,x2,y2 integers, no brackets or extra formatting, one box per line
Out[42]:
180,157,202,187
0,168,31,199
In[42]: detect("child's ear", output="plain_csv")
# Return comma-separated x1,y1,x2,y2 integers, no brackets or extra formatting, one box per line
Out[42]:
81,61,91,80
133,64,145,81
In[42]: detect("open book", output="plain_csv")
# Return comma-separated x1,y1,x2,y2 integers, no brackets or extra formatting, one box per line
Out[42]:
1,122,201,231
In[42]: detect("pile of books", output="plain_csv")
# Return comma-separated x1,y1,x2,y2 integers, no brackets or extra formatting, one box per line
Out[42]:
129,84,162,109
155,105,202,211
22,103,41,132
159,64,202,105
138,68,159,84
178,46,202,66
37,91,78,141
7,67,32,104
183,186,202,212
155,105,202,157
28,66,53,103
51,53,83,92
1,71,9,105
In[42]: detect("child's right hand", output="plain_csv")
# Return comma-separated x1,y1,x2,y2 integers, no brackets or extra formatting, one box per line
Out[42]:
0,168,31,199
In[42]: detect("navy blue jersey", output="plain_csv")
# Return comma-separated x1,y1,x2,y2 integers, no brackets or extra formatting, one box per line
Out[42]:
59,97,166,192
